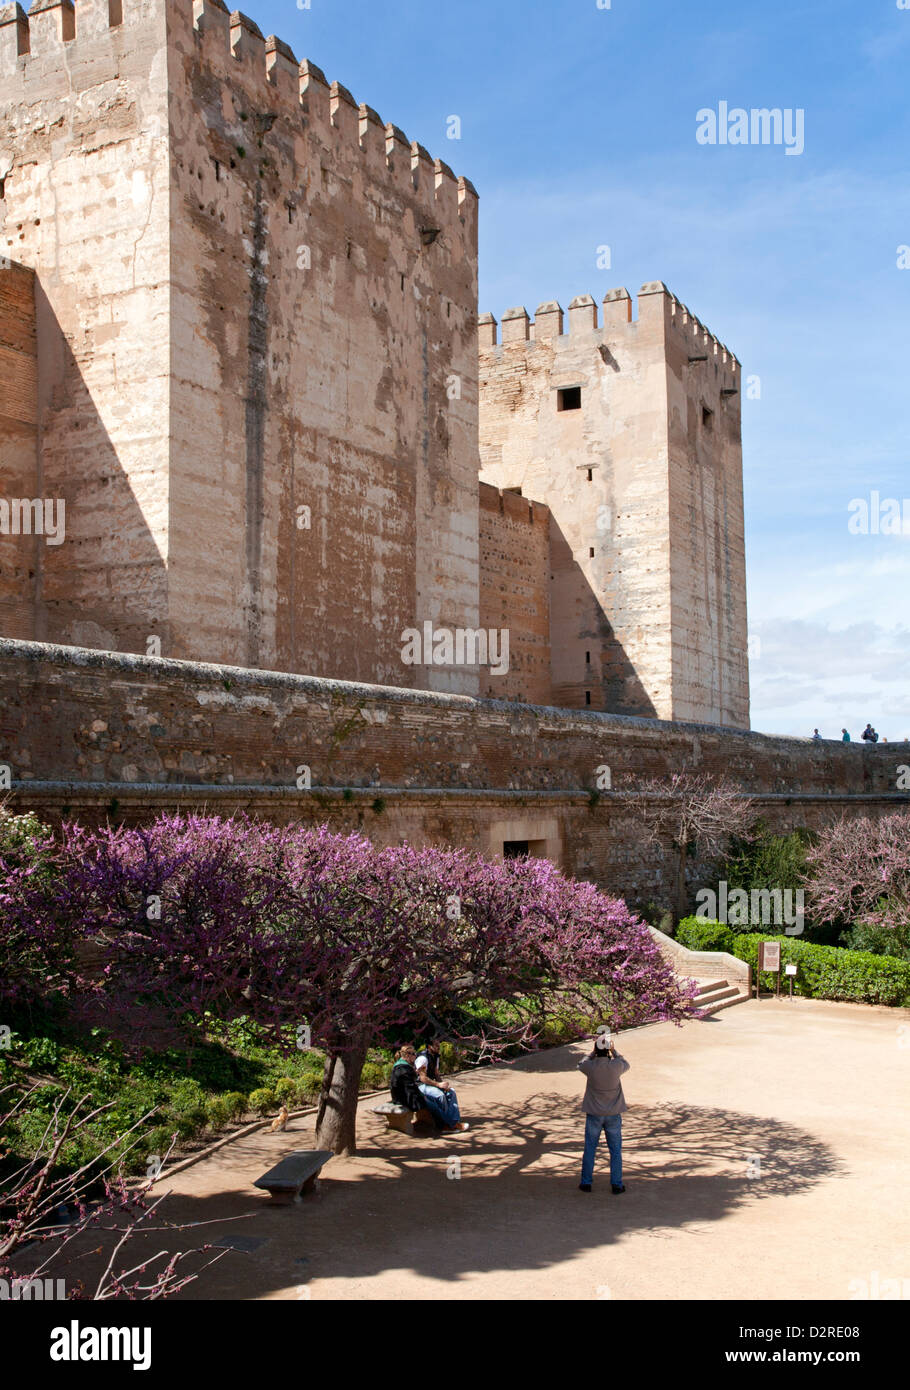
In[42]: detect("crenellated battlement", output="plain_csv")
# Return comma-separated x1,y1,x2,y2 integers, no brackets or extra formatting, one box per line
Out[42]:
0,0,477,232
0,0,139,74
479,282,739,370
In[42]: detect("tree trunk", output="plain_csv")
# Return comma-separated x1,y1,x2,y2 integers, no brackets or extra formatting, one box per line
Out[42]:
315,1046,367,1156
673,841,689,926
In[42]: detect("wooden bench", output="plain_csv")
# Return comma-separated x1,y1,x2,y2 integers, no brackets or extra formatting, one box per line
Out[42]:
371,1101,435,1136
253,1149,334,1205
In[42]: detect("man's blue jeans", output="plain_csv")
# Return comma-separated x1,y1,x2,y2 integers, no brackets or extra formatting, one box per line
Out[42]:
418,1083,461,1127
581,1113,622,1186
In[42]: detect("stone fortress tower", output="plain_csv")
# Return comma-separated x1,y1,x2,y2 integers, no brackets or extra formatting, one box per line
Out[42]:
0,0,750,729
0,0,479,693
477,289,749,728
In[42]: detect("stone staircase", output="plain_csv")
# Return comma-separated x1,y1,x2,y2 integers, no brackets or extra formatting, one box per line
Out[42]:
690,977,750,1017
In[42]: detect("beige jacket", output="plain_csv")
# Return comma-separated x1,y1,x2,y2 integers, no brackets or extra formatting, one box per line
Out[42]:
578,1053,630,1115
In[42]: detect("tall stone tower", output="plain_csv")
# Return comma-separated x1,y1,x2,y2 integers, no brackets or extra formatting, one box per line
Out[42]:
478,285,750,728
0,0,479,692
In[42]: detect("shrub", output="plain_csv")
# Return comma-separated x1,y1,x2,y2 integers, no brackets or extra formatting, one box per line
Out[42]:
676,917,735,953
163,1078,208,1138
731,934,910,1007
249,1087,276,1117
724,826,812,898
21,1035,60,1070
295,1074,322,1104
843,916,910,963
222,1091,248,1122
273,1077,298,1106
144,1125,179,1164
0,808,55,869
359,1061,388,1090
170,1110,206,1141
205,1095,232,1130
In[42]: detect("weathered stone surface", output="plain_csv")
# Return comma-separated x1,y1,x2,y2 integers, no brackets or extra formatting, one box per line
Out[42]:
2,639,904,908
0,261,38,636
478,286,749,728
0,0,479,692
0,2,749,733
478,481,550,704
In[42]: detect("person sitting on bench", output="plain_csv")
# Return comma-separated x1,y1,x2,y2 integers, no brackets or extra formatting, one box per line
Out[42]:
414,1039,467,1132
390,1045,468,1132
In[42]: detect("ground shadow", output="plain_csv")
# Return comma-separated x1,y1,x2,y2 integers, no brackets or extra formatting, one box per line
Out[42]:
13,1090,841,1298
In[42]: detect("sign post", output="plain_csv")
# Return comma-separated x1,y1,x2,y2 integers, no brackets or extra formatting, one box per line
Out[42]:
785,962,797,999
757,940,781,1000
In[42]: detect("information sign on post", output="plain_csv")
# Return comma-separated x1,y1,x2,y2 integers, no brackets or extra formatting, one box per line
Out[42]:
757,940,781,999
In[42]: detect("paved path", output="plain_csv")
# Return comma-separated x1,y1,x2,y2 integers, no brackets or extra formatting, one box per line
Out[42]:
160,997,910,1300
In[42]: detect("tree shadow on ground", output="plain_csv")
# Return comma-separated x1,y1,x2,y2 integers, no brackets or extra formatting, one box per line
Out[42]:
33,1091,841,1298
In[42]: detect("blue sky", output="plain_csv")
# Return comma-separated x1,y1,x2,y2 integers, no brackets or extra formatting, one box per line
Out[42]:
242,0,910,738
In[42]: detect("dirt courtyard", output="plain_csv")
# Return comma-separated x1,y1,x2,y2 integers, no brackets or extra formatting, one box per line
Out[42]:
158,997,910,1300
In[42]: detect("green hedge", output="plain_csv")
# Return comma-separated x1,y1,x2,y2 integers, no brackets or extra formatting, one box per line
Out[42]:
732,934,910,1007
677,919,910,1006
676,917,735,953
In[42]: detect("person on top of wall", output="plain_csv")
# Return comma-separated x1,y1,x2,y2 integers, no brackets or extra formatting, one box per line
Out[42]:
842,728,851,742
578,1032,629,1194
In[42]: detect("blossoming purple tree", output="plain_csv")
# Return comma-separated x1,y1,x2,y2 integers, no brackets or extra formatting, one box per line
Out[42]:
5,815,696,1155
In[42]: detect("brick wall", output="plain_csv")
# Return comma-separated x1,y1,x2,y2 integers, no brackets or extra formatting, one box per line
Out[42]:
2,638,906,910
478,481,550,704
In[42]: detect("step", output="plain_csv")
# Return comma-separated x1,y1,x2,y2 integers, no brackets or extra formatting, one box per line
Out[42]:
696,988,750,1017
692,978,729,996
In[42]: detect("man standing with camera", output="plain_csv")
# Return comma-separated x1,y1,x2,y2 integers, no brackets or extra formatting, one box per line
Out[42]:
578,1031,630,1194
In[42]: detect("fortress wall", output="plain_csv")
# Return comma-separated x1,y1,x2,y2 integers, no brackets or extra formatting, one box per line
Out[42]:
0,0,480,690
478,285,746,728
478,480,550,705
165,1,480,689
1,639,905,907
0,261,38,636
0,0,172,653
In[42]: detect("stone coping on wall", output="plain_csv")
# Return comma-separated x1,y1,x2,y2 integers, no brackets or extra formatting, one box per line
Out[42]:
3,636,904,750
8,782,909,805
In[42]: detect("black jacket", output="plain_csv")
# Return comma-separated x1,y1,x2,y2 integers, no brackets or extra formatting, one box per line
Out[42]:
390,1060,424,1112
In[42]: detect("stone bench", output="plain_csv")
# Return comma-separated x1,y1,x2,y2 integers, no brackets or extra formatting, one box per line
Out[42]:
371,1101,435,1136
253,1149,334,1205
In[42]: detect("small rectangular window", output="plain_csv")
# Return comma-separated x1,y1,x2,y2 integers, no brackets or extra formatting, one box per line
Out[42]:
557,386,582,412
585,651,591,664
588,547,594,558
585,690,591,706
702,405,714,429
